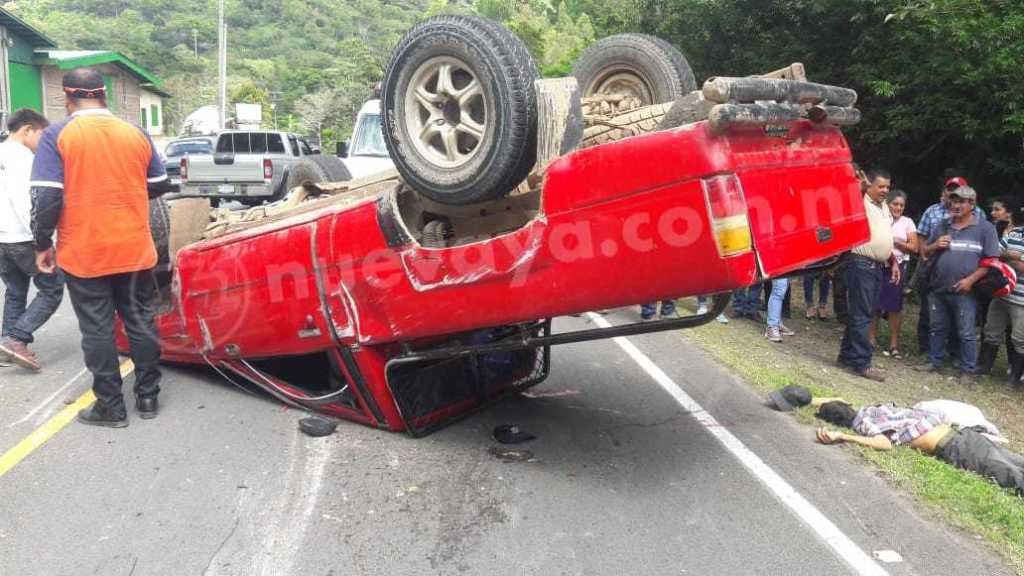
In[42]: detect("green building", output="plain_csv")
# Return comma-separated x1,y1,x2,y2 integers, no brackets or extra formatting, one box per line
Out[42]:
0,7,56,123
1,7,169,134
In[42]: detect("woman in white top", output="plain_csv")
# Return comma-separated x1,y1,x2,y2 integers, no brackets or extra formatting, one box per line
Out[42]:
870,190,918,359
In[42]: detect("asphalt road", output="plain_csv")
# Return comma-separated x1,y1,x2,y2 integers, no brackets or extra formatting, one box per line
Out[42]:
0,300,1013,576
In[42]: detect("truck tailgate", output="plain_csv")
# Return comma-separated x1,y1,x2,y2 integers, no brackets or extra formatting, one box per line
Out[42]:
725,122,867,278
187,155,267,183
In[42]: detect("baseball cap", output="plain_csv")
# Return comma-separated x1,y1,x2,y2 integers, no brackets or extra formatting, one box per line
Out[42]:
767,385,812,412
945,176,968,190
948,185,977,202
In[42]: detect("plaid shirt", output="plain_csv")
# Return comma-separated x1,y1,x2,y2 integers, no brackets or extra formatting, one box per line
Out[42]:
917,202,987,240
852,404,946,445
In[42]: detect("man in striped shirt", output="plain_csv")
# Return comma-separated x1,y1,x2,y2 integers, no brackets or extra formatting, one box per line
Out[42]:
981,222,1024,384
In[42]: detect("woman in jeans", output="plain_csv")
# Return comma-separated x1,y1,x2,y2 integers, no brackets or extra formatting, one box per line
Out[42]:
870,190,918,358
765,278,795,342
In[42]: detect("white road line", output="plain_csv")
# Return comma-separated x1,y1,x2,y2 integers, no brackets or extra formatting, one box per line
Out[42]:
587,313,889,576
7,367,88,428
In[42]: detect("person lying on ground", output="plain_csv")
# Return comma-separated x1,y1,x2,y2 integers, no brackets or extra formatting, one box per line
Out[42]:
814,399,1022,496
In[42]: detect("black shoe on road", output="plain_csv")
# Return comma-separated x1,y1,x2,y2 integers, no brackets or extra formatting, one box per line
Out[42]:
77,405,128,428
136,396,159,420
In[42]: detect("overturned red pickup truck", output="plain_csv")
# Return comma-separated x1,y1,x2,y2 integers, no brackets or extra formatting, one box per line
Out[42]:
128,16,869,435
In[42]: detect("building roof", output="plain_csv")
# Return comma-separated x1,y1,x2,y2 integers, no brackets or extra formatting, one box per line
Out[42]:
34,50,166,90
0,7,57,47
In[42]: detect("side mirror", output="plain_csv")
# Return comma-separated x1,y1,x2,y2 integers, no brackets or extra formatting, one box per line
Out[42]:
337,140,350,158
310,146,321,155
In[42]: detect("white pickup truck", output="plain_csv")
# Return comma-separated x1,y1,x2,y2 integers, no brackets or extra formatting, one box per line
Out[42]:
179,131,322,205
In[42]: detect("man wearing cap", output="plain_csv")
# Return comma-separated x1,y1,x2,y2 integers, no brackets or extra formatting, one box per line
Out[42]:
837,169,901,382
914,186,1000,379
915,174,987,356
30,68,175,427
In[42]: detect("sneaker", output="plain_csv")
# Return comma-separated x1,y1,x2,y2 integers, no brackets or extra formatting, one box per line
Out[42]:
696,303,709,315
765,325,783,343
913,362,940,373
0,337,40,371
716,313,729,324
805,306,817,319
779,324,796,336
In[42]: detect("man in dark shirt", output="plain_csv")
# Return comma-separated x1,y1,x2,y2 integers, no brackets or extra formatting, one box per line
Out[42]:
914,186,1000,379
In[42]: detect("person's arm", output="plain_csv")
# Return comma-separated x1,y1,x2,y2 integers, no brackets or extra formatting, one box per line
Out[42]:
923,234,951,258
953,266,988,294
1002,249,1024,275
817,428,893,450
29,126,65,273
141,128,174,199
811,397,849,407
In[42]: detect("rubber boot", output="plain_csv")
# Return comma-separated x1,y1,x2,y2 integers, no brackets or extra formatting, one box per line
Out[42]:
976,342,998,376
1010,352,1024,388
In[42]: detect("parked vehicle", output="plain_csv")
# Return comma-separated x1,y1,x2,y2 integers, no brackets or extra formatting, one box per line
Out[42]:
338,99,395,180
179,130,322,204
163,136,215,185
125,15,868,436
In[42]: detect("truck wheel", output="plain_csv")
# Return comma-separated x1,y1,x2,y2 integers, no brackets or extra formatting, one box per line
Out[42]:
574,34,696,107
382,15,539,206
281,155,352,199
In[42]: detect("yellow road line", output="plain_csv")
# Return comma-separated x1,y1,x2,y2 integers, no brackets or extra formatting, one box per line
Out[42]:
0,359,135,478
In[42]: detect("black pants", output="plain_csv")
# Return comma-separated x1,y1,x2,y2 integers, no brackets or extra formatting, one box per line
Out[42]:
0,242,64,344
64,269,161,414
936,428,1024,496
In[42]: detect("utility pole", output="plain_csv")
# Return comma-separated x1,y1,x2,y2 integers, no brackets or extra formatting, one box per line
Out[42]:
217,0,227,130
192,28,198,59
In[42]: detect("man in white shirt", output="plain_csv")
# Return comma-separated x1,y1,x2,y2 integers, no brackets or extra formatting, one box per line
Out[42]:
836,168,901,382
0,109,64,371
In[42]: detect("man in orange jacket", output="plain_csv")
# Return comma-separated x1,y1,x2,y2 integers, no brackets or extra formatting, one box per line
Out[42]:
31,68,174,427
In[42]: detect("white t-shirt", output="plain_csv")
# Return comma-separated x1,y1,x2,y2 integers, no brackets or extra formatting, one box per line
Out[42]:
0,140,35,243
913,399,1005,441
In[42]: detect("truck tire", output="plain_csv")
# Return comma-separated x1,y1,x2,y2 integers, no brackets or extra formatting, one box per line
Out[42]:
382,15,539,206
149,196,171,285
581,102,674,148
574,34,696,106
281,155,352,198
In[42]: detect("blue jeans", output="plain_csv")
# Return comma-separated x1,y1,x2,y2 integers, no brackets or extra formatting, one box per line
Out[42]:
929,291,979,373
803,272,830,306
732,285,762,315
838,255,883,371
767,278,789,327
641,300,677,319
0,242,65,344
